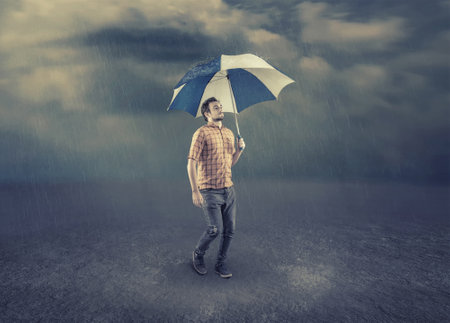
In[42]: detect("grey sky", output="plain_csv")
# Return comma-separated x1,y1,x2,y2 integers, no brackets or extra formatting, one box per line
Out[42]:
0,0,448,183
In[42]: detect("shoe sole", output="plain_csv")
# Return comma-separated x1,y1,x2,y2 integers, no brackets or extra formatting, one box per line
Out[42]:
215,270,232,278
192,251,207,275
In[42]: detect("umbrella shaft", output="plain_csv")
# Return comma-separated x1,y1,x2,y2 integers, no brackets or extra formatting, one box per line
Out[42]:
227,75,241,137
234,112,240,137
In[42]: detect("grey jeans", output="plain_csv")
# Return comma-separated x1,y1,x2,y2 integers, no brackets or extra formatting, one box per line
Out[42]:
194,186,236,264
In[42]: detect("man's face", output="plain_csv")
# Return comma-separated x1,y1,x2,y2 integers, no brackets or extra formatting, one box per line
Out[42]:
206,101,224,122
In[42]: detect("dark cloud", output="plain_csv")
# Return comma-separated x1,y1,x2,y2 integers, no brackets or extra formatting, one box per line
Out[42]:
82,27,211,62
79,27,248,63
70,26,251,114
85,64,172,114
224,0,449,56
224,0,302,44
1,1,448,184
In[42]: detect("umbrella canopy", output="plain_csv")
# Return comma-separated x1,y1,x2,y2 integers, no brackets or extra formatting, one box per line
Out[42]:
167,53,295,134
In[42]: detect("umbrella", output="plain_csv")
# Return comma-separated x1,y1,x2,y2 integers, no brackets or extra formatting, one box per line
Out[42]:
167,53,295,137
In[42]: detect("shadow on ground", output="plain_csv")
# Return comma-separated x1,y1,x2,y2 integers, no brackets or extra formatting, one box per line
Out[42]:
0,179,449,321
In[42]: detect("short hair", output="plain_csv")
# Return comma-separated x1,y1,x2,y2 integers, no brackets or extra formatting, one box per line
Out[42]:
201,97,218,122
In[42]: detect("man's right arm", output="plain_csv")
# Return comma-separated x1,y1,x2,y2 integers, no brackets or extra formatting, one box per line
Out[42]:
187,158,204,208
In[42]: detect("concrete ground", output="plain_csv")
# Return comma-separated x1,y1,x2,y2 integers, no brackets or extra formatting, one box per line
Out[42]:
0,179,448,322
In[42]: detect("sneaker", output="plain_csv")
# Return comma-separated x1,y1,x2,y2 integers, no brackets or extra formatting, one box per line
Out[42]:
192,251,207,275
215,262,232,278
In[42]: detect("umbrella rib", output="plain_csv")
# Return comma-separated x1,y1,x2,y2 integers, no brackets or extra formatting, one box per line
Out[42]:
210,73,227,83
209,77,226,83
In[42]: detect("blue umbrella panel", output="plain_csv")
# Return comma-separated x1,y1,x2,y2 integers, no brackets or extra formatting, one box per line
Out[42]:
167,53,295,134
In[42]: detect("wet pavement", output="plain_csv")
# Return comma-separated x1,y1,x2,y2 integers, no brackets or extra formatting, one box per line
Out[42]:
0,179,449,322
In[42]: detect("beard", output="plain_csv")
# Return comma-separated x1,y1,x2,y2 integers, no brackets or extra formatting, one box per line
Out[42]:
212,115,224,122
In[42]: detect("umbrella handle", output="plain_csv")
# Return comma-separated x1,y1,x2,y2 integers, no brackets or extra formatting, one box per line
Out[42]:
237,134,244,151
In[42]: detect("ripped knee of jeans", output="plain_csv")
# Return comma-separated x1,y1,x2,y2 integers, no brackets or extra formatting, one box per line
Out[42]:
207,225,219,237
222,229,234,239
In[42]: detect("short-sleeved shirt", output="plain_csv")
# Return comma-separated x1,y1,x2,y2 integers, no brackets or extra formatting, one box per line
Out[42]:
188,122,236,190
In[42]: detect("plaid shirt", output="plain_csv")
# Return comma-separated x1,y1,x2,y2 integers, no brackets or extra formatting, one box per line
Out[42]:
188,122,236,190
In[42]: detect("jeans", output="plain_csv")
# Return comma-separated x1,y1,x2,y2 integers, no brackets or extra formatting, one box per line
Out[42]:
194,186,236,264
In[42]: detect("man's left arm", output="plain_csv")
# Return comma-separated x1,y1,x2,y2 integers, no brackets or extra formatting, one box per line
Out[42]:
231,136,245,167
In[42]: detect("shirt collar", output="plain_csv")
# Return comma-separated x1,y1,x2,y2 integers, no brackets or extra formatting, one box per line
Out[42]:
206,122,224,130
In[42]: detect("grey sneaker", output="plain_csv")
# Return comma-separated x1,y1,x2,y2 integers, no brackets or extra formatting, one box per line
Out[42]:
192,251,207,275
215,262,232,278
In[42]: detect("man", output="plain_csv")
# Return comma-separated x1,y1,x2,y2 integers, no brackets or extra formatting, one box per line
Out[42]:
187,97,245,278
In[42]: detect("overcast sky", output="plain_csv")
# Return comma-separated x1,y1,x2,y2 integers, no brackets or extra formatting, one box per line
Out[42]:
0,0,448,183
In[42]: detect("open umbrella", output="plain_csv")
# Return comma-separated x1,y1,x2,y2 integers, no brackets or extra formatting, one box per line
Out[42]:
167,53,295,137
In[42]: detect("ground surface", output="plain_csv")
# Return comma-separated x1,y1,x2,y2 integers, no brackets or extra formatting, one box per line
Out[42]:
0,179,449,322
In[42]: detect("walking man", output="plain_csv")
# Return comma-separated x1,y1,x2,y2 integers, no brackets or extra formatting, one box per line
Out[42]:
187,97,245,278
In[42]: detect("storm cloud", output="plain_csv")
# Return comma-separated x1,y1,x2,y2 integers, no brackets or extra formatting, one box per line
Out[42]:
0,0,448,183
